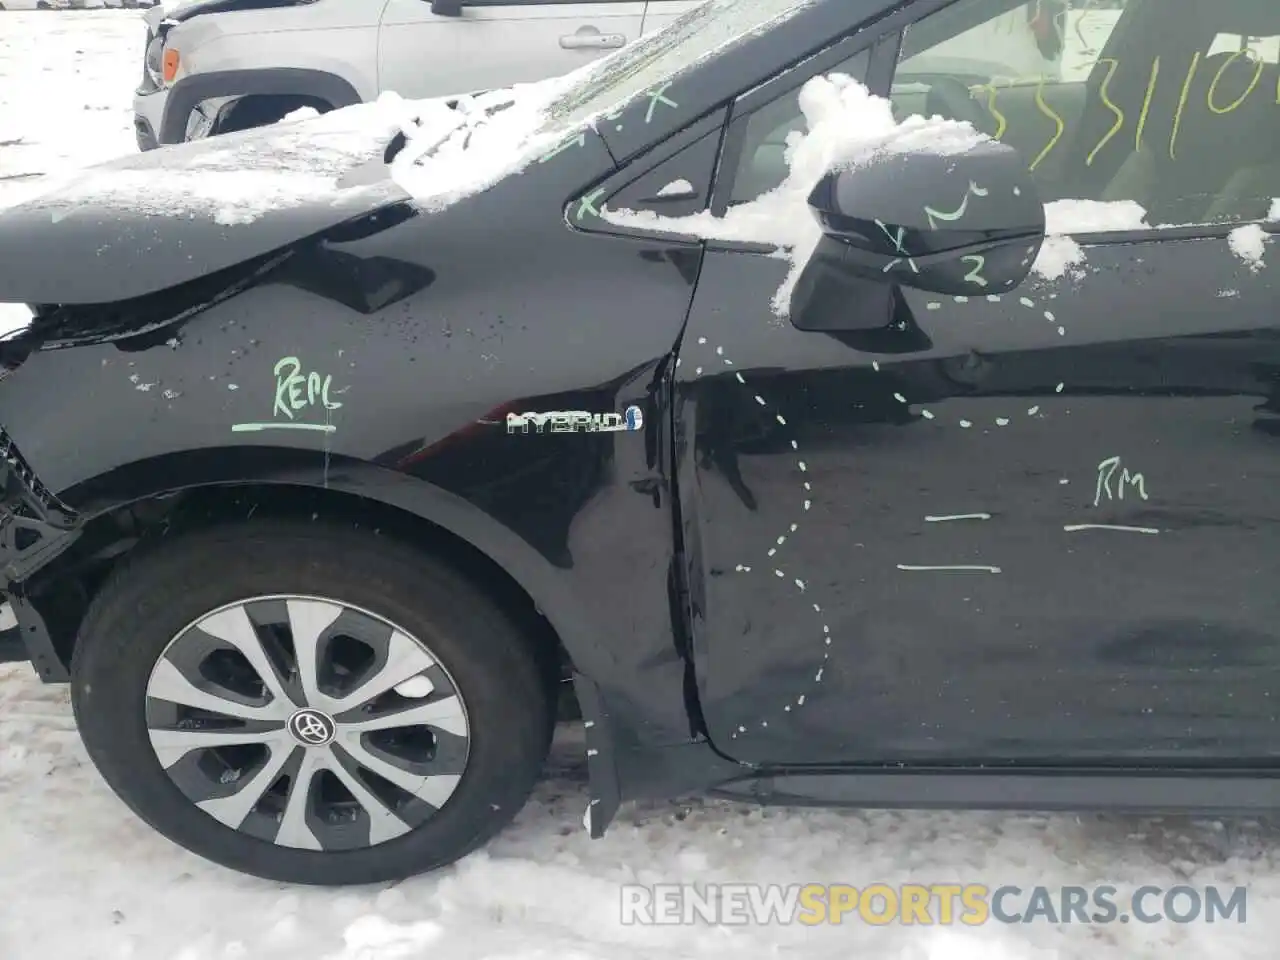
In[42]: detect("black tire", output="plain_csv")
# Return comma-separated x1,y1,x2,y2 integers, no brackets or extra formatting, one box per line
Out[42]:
71,519,554,885
214,96,330,137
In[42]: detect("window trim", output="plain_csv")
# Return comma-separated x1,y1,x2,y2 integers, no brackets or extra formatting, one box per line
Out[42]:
1065,223,1279,248
565,105,731,243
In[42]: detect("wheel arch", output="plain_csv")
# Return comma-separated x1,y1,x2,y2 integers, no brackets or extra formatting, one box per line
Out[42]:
17,452,638,834
20,451,607,698
158,67,362,144
211,92,335,136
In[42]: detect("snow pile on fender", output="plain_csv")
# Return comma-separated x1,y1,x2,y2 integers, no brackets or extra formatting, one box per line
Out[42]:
13,65,594,228
384,73,587,214
8,0,822,228
16,99,417,227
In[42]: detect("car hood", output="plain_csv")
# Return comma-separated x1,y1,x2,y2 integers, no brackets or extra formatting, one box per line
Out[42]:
0,101,417,307
145,0,313,28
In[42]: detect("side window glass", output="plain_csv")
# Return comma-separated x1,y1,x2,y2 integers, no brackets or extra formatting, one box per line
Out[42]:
725,49,872,207
603,127,723,220
893,0,1280,227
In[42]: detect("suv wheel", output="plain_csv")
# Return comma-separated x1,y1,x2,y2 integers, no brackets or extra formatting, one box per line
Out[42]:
71,519,554,885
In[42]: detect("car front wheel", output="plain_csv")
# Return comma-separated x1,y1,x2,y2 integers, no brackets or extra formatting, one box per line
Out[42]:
71,519,554,885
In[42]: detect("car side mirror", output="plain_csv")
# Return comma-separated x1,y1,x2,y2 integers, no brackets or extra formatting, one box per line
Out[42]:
798,138,1045,312
430,0,464,14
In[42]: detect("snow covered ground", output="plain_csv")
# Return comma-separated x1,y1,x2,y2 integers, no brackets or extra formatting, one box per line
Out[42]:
3,11,1280,960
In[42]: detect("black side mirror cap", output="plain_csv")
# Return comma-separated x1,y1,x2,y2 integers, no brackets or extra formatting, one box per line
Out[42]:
802,137,1046,299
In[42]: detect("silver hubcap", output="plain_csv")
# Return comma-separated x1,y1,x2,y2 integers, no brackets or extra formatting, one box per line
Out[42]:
144,596,470,851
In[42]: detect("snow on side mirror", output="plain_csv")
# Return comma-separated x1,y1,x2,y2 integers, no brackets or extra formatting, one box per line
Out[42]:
802,138,1047,300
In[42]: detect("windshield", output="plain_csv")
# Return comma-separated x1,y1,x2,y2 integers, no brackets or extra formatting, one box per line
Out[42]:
538,0,820,134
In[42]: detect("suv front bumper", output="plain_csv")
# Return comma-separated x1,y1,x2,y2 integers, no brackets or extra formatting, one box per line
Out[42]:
134,113,160,151
134,15,167,151
133,89,166,151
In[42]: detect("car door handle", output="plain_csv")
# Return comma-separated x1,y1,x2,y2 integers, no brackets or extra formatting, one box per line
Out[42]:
638,187,699,205
560,29,627,50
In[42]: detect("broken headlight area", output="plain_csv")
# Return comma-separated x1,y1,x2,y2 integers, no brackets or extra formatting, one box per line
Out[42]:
0,426,79,587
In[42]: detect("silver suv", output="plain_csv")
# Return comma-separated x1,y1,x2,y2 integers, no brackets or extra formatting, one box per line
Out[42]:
133,0,703,151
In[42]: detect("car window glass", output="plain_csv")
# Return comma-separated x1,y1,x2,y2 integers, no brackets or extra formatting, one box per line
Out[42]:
724,49,872,205
1207,31,1280,62
893,0,1280,227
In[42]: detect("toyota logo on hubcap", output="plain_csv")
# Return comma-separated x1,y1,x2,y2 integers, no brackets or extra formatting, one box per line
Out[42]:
287,708,337,747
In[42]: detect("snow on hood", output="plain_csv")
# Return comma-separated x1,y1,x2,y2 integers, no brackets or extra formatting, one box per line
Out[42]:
23,0,819,230
385,73,591,214
19,98,416,226
601,74,988,315
15,58,600,229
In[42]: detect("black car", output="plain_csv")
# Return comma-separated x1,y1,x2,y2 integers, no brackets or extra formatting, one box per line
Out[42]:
0,0,1277,886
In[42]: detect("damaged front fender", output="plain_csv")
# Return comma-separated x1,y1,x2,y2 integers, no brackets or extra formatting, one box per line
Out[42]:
0,119,731,841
